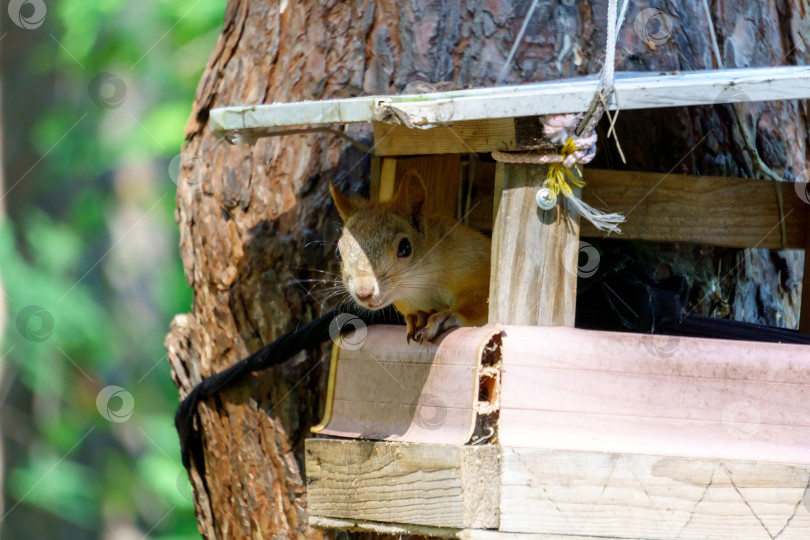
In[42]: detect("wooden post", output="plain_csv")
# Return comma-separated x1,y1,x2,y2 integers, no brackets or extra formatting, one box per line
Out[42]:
489,162,580,326
306,438,500,530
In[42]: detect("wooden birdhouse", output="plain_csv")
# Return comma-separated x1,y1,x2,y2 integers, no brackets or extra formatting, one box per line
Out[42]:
210,63,810,538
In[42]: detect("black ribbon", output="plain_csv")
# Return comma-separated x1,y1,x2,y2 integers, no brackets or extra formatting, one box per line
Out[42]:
175,305,401,470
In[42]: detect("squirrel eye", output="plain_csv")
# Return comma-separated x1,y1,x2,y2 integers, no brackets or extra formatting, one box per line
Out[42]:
335,246,341,262
397,237,412,258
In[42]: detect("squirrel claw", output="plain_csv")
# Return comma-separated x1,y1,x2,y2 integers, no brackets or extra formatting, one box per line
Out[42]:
405,311,434,344
404,313,417,343
416,310,461,343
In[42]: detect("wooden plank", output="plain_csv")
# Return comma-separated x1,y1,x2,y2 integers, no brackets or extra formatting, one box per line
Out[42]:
458,167,808,249
489,163,580,326
309,516,460,538
500,447,810,539
495,325,810,463
581,169,809,249
308,442,810,538
378,157,397,201
312,325,501,445
395,155,461,217
305,438,499,530
460,533,628,540
310,516,621,539
369,156,382,202
465,160,496,232
374,155,461,219
210,66,810,134
374,119,516,156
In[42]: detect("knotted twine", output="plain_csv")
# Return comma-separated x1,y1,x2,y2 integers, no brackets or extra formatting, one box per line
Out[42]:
492,0,627,233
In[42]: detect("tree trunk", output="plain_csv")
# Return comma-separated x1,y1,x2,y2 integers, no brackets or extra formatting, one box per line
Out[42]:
167,1,808,538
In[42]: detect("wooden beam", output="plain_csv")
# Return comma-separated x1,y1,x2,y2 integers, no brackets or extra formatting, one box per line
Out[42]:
369,156,382,201
581,169,809,249
377,157,397,201
496,325,810,462
210,66,810,135
461,533,623,539
489,163,580,326
374,119,516,156
308,441,810,538
397,155,461,217
305,438,499,530
309,516,623,539
311,325,501,445
464,166,809,249
309,516,461,538
500,448,810,538
374,155,461,219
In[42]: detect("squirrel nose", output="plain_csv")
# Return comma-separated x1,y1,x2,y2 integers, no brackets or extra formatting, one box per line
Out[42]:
352,276,378,302
354,284,374,300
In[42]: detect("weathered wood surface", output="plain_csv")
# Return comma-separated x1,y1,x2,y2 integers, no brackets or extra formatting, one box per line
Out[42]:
308,441,810,539
376,154,461,217
374,119,517,156
489,163,580,326
469,165,810,249
306,438,499,529
460,533,630,540
581,169,809,249
210,66,810,132
500,448,810,539
310,516,461,538
310,516,651,539
313,325,499,444
496,325,810,462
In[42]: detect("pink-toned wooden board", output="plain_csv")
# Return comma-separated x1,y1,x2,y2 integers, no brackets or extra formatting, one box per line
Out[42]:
313,325,500,444
496,325,810,463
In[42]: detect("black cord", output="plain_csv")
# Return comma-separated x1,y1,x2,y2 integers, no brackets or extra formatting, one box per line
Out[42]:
175,305,401,469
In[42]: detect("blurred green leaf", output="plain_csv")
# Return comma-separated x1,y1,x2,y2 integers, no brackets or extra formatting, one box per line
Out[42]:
1,0,222,535
9,456,99,528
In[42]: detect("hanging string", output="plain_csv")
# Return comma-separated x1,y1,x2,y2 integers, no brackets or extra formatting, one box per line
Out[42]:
492,0,627,233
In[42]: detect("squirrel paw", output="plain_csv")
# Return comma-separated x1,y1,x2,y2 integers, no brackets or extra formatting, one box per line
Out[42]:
413,310,460,343
406,310,432,343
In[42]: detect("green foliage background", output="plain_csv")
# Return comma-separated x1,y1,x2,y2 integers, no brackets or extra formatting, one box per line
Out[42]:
1,0,224,537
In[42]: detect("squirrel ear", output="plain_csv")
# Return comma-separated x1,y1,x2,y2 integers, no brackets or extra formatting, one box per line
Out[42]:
329,182,356,222
393,170,426,224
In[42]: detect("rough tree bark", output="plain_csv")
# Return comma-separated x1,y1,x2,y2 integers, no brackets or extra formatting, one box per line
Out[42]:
166,1,809,538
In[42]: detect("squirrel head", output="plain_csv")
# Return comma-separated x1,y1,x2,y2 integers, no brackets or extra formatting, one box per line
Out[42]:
329,171,427,311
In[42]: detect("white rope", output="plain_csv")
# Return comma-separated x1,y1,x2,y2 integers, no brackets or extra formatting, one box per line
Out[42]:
491,0,626,233
602,0,618,97
565,195,626,233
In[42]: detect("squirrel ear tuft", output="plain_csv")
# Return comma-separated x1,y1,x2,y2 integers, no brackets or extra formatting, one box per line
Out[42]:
393,170,426,225
329,182,357,222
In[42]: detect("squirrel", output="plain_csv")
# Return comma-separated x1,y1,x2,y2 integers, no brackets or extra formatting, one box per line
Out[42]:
329,171,491,343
